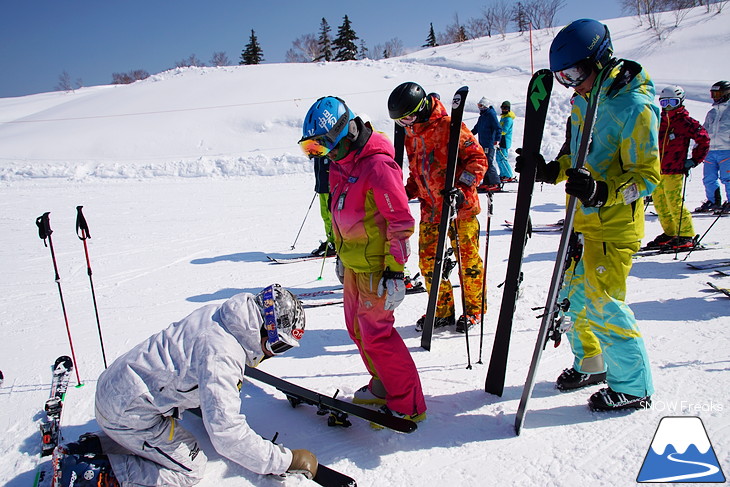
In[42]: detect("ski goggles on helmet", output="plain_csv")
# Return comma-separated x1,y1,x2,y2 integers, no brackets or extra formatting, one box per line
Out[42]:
554,61,591,88
259,285,303,355
394,96,427,127
659,98,681,108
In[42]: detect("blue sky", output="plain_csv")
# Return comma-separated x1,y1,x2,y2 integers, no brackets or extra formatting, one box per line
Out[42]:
0,0,623,98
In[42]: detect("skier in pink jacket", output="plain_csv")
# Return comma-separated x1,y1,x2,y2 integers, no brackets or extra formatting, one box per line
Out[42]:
298,96,426,422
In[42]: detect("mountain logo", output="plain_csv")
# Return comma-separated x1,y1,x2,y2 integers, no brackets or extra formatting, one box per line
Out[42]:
637,416,725,483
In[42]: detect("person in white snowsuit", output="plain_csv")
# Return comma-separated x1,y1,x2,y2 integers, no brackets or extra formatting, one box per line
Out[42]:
92,285,316,486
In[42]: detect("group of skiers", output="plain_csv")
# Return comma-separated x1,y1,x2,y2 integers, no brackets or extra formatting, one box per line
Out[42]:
50,17,729,487
645,80,730,251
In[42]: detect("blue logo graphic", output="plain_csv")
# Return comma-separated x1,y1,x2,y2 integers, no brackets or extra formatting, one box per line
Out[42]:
637,416,725,483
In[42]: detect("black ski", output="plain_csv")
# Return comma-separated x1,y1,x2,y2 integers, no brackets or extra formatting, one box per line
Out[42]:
503,219,564,233
394,123,406,169
313,465,357,487
707,282,730,298
421,86,469,351
484,70,553,395
514,66,608,435
244,366,417,433
34,356,74,487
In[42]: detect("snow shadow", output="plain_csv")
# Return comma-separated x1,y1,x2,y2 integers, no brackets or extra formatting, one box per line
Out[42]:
632,296,729,321
630,260,693,279
190,251,269,264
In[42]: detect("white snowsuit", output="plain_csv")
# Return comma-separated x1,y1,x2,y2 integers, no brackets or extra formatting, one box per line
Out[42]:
94,293,292,486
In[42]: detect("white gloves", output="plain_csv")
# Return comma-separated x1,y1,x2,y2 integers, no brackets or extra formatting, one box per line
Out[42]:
377,268,406,311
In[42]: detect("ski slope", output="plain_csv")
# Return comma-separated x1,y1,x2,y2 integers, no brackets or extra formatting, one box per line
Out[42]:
0,7,728,487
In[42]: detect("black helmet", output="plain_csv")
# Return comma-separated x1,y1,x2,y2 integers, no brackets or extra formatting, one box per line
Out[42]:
388,82,431,121
711,80,730,104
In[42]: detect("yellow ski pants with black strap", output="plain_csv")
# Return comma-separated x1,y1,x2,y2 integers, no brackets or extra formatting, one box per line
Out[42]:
419,217,484,318
653,173,695,237
560,237,654,398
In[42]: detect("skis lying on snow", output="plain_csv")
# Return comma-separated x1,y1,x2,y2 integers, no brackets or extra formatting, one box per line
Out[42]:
267,254,327,264
244,366,417,433
34,356,74,487
420,86,469,351
268,433,357,487
484,69,553,396
503,219,564,233
299,275,428,309
686,260,730,271
706,282,730,298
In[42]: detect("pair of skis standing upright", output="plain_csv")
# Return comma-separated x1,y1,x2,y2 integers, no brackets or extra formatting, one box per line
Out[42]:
413,70,599,435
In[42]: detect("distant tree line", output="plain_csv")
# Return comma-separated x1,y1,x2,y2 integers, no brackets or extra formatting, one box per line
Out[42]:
54,0,726,91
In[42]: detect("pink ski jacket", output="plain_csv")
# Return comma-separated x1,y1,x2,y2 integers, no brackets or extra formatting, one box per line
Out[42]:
329,129,414,273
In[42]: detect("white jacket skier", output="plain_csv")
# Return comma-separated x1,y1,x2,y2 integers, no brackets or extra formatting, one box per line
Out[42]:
93,285,315,486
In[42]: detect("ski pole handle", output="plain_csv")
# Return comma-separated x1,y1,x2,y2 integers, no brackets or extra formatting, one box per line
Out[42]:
36,212,52,247
76,205,91,240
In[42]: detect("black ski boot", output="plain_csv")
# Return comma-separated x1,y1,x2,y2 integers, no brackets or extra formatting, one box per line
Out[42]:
415,314,455,332
556,367,606,391
644,233,671,249
588,387,651,411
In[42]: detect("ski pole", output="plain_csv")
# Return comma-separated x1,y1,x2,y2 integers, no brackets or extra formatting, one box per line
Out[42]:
451,210,472,370
36,212,83,385
291,193,317,250
317,247,329,281
477,192,493,364
75,206,108,368
682,208,724,261
673,174,689,261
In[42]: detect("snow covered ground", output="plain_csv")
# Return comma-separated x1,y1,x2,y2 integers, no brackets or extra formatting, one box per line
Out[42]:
1,7,728,487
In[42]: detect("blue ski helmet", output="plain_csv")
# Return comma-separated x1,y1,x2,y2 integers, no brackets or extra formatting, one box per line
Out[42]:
549,19,613,73
299,96,355,157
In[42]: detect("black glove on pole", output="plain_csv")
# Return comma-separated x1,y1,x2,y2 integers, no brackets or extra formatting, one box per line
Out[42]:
36,212,82,385
76,206,108,369
565,168,608,207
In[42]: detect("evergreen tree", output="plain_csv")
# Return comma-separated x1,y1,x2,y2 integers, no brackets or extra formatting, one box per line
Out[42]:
240,29,264,65
315,18,333,62
423,23,438,47
333,15,359,61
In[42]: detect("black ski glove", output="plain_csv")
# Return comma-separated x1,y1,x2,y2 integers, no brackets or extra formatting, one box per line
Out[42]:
684,158,700,175
443,187,465,210
565,168,608,207
515,148,559,184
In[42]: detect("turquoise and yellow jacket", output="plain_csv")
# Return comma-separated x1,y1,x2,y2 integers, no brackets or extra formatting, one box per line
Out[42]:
555,60,661,242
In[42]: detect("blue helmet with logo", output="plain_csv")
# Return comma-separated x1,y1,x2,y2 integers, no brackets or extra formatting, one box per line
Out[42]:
299,96,355,157
549,19,613,73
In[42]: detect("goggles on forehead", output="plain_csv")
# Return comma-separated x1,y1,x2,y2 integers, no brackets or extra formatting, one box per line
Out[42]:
659,98,681,108
260,285,294,355
554,63,591,88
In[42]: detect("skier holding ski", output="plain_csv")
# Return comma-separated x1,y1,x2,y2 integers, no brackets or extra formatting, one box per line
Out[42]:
388,82,488,333
60,286,316,486
645,85,709,250
697,80,730,213
298,96,427,423
517,19,658,410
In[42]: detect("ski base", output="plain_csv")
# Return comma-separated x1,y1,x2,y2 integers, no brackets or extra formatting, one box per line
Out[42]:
244,366,417,433
686,260,730,270
267,255,326,264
